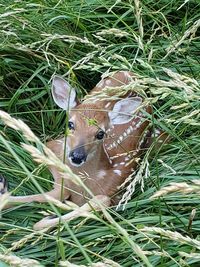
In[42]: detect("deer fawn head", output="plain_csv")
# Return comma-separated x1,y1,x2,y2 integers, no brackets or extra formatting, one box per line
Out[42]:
52,75,142,167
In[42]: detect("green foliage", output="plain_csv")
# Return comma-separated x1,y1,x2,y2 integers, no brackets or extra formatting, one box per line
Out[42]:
0,0,200,266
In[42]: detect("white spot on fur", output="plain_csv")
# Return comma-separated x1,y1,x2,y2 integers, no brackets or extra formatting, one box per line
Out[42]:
107,144,113,150
135,121,142,129
105,102,111,108
112,142,117,147
113,170,121,176
105,79,112,86
123,132,127,138
120,162,125,165
126,127,132,135
135,124,139,129
113,163,119,167
97,170,106,178
119,135,123,142
155,129,161,137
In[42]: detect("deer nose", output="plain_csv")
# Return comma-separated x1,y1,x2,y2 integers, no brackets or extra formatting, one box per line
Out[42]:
69,147,87,165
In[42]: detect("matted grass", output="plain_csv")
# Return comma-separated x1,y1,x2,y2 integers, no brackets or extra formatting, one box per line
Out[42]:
0,0,200,266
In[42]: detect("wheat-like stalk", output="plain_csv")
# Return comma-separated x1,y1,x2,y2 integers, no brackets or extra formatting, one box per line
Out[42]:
134,0,144,50
0,110,84,186
117,158,150,210
59,259,121,267
0,253,43,267
165,18,200,58
150,180,200,199
0,110,39,143
142,227,200,250
96,28,130,38
179,251,200,259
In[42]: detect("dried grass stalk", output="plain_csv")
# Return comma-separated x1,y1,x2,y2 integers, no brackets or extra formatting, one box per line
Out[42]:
142,226,200,249
151,180,200,199
0,253,43,267
59,259,121,267
165,18,200,58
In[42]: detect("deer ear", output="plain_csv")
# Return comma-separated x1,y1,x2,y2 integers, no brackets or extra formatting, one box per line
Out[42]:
52,76,77,110
108,97,142,125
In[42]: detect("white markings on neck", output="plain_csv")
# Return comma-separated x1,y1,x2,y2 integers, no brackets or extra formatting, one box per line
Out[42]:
109,124,136,149
103,142,113,164
107,144,113,150
123,132,127,138
134,121,142,129
113,141,117,148
126,127,132,135
119,135,123,142
106,112,147,151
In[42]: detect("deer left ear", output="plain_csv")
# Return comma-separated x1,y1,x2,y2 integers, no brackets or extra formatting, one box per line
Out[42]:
108,97,142,125
52,76,77,110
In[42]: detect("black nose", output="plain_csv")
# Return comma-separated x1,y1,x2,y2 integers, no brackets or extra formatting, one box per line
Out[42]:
69,148,87,165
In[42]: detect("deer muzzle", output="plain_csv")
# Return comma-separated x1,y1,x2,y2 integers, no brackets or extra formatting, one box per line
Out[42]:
69,146,87,166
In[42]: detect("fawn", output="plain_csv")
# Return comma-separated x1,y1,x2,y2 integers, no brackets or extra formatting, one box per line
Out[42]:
0,71,167,230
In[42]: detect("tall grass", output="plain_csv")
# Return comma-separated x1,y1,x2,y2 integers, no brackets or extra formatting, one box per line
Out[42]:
0,0,200,266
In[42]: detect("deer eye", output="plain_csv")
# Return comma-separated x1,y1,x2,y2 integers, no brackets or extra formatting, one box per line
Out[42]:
68,121,74,130
96,130,105,140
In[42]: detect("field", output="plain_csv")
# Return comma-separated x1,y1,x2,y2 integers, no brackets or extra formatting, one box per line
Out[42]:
0,0,200,266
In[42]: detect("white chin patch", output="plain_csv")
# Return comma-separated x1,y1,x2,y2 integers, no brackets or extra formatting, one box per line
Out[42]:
68,157,86,167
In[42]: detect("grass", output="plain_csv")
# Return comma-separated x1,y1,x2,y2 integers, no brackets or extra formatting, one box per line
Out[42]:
0,0,200,266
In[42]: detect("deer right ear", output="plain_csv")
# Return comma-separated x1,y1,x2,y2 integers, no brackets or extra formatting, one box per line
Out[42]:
108,97,142,125
52,76,77,110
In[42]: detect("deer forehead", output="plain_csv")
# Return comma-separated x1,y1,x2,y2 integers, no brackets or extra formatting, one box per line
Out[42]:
69,116,105,136
70,107,109,127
